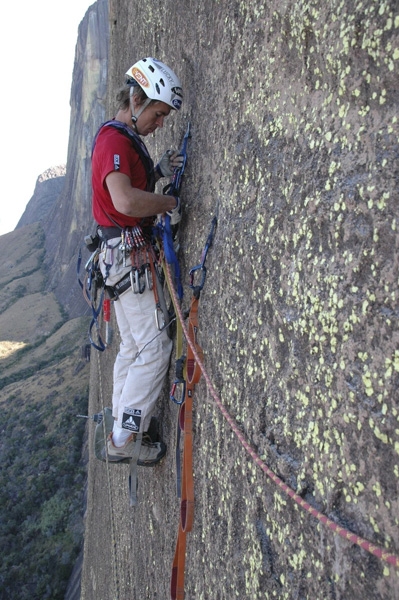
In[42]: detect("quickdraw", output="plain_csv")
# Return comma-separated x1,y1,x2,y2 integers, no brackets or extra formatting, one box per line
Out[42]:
129,245,156,295
77,245,108,352
163,122,191,199
189,216,217,296
166,217,217,600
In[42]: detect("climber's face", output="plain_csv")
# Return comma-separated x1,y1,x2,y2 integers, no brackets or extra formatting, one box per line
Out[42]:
134,101,171,136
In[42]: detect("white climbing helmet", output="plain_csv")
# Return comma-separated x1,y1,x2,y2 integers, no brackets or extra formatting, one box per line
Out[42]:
125,57,183,111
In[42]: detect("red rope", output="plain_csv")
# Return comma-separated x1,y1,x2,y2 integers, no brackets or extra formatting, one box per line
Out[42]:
165,261,399,570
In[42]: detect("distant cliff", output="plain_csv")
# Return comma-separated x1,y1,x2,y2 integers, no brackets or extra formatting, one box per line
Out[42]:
16,166,66,229
43,0,109,318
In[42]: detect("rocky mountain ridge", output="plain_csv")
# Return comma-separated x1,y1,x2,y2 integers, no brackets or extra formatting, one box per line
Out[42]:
16,166,66,230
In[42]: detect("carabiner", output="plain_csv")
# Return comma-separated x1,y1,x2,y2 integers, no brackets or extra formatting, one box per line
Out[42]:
189,216,217,292
155,305,166,330
130,267,144,294
85,248,100,272
189,263,207,291
170,380,186,405
144,264,153,290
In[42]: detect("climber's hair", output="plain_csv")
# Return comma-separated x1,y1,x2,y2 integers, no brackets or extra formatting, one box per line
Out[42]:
116,84,149,110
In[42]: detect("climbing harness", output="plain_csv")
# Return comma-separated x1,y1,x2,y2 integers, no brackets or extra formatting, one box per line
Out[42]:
77,221,171,352
166,217,217,600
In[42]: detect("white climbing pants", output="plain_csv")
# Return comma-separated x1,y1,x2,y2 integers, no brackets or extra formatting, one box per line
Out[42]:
99,239,172,434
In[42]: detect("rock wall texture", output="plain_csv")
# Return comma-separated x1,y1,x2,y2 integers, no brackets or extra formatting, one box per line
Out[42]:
81,1,399,599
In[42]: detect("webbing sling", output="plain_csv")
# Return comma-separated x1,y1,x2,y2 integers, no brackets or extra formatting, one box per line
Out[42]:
168,217,217,600
165,269,186,498
129,433,143,507
170,292,203,600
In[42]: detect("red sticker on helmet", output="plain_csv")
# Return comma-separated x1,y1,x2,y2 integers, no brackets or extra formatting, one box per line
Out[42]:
131,67,149,88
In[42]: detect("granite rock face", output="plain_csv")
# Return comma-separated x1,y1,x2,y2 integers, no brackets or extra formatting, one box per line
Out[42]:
77,1,399,599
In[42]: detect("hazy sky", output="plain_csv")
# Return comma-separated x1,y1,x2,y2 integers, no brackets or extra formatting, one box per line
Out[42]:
0,0,94,235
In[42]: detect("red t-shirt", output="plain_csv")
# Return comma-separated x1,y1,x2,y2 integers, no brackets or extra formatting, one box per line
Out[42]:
91,125,149,227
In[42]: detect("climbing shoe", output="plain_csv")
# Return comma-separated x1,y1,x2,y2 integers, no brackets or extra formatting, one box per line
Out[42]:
104,432,167,466
94,407,126,462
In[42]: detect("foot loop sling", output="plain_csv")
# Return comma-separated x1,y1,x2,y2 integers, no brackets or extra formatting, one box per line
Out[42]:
167,217,217,600
170,292,204,600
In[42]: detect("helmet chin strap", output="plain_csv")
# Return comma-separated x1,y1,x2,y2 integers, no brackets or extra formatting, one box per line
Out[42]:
130,87,151,129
